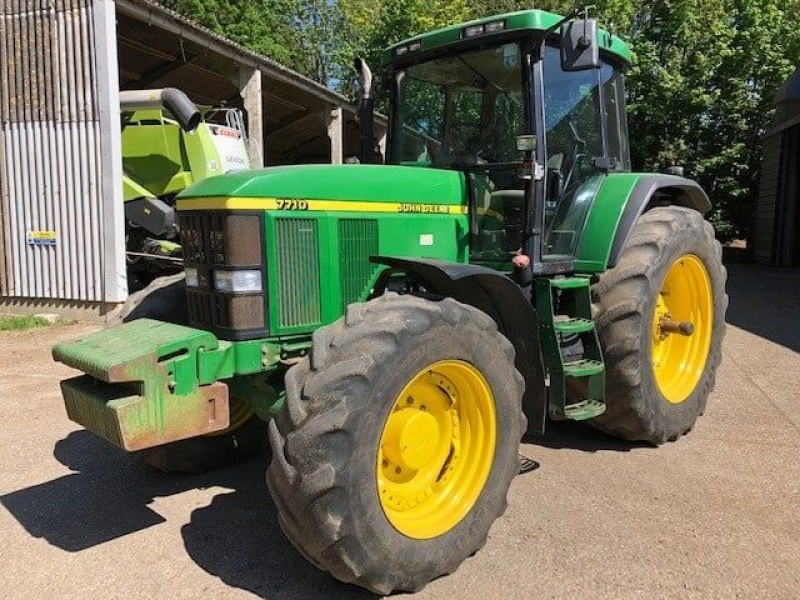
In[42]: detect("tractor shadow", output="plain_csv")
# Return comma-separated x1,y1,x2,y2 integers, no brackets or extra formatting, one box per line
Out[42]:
525,419,650,453
0,430,376,600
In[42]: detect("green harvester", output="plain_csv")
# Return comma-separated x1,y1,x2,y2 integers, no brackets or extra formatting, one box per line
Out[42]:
53,9,727,594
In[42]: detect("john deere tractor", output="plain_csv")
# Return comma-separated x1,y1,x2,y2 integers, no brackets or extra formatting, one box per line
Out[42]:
53,9,727,594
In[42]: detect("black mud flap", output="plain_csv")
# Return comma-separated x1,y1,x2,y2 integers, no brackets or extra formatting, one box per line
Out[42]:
371,256,546,436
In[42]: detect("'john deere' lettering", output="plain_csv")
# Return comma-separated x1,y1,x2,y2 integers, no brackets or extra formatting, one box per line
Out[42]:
398,204,449,214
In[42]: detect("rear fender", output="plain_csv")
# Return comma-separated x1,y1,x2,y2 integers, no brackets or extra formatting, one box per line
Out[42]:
574,174,711,272
371,256,546,436
607,175,711,268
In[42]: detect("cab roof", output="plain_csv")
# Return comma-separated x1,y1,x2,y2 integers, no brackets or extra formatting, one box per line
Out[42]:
381,9,632,67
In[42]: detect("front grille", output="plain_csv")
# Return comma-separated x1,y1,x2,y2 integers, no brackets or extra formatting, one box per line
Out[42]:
181,212,227,265
185,292,265,331
339,219,379,312
179,211,267,341
275,218,322,328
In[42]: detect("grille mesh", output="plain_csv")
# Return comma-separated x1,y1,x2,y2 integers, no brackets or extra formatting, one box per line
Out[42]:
275,218,321,328
339,219,379,312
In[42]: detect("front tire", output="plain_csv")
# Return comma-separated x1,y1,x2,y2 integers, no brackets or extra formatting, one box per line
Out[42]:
590,206,727,444
267,293,525,594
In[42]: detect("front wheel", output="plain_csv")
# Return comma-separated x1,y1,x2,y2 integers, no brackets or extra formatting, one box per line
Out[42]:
267,293,525,594
590,206,728,444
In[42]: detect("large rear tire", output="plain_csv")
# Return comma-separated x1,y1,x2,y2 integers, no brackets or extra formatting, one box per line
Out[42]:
267,293,525,594
590,206,727,444
114,274,267,473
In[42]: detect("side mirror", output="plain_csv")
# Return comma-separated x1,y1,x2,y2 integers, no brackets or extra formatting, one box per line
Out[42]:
560,18,601,72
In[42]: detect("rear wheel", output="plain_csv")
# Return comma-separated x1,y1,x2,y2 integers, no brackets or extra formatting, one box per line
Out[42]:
115,274,267,473
590,206,727,444
267,293,525,594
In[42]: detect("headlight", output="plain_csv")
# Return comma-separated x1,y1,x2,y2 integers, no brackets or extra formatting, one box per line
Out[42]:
185,267,199,287
214,269,262,293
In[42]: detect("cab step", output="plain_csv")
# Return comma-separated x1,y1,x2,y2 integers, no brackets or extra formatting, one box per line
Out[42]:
564,359,604,377
534,277,606,422
553,317,595,334
549,276,591,290
563,399,606,420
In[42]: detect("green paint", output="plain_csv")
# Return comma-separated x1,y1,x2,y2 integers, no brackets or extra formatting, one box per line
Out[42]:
573,173,642,273
179,164,467,206
121,111,196,199
262,207,467,337
228,375,285,422
381,9,632,66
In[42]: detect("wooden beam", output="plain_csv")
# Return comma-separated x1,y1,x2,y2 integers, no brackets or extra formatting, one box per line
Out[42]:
267,108,319,138
120,54,196,90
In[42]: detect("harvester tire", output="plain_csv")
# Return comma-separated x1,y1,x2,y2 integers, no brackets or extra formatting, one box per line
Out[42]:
114,274,267,474
590,206,727,444
108,272,189,327
267,293,525,594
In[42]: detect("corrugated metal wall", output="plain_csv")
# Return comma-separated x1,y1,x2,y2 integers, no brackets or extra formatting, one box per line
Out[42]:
0,0,121,301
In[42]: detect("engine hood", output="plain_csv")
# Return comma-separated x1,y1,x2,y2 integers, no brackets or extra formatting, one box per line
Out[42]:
176,164,467,208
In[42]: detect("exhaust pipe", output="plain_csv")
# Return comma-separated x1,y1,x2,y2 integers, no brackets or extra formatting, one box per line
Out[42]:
119,88,202,132
355,58,375,164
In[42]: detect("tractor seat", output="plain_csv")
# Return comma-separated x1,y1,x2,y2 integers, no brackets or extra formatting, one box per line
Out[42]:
481,190,525,230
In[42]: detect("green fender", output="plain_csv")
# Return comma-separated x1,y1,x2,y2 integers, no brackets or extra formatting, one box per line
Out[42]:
573,173,711,273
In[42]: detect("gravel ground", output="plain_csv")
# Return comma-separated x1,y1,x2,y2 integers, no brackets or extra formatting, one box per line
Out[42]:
0,262,798,599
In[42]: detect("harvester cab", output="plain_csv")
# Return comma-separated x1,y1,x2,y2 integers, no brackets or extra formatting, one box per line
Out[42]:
52,9,727,596
120,88,251,289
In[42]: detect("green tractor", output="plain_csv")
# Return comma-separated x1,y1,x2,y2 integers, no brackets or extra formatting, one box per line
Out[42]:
120,88,251,290
53,9,727,594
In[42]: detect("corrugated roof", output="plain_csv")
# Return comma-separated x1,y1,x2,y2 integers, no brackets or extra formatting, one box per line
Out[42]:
117,0,381,118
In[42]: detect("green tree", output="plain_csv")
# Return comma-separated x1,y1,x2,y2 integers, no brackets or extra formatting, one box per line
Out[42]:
162,0,800,239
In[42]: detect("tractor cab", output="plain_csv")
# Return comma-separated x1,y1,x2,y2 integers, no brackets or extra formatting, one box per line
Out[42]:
381,11,631,274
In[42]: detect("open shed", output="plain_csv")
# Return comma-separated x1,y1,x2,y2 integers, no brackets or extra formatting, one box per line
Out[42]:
755,67,800,267
0,0,385,318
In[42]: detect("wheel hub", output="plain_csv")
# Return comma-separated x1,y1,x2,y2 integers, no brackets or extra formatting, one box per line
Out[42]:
382,408,440,470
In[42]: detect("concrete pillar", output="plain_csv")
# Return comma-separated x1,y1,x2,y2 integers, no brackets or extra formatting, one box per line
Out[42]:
239,67,264,168
93,0,128,301
327,107,343,165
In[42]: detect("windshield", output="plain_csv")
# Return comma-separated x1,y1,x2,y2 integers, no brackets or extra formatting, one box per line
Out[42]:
390,43,527,167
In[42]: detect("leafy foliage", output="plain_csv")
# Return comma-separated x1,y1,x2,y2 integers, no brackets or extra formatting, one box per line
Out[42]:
161,0,800,240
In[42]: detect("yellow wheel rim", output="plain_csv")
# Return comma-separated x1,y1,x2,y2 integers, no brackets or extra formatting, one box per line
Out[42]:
376,360,497,539
651,254,713,404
